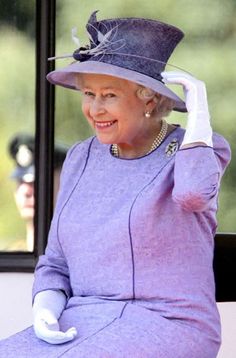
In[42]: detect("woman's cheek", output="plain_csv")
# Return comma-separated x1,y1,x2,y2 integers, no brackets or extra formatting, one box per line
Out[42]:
82,107,94,128
81,102,90,119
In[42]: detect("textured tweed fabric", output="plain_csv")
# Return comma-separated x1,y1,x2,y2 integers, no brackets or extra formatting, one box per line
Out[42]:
0,126,231,357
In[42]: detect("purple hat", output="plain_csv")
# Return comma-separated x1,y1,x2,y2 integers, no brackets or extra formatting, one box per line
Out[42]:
47,11,186,112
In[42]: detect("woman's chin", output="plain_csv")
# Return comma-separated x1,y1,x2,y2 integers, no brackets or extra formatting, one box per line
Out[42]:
96,134,114,145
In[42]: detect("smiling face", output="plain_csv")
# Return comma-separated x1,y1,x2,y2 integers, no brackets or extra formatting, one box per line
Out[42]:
79,73,157,151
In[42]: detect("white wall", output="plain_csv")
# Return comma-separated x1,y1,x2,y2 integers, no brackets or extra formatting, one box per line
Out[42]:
0,273,235,357
217,302,236,358
0,273,34,340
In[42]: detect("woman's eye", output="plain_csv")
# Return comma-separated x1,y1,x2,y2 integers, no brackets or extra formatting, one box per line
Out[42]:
105,93,116,98
84,91,94,97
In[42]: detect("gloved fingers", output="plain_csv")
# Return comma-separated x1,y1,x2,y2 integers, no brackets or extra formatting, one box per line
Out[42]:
161,71,194,88
66,327,77,337
44,326,77,345
35,319,77,345
161,71,203,91
161,71,209,113
65,327,77,338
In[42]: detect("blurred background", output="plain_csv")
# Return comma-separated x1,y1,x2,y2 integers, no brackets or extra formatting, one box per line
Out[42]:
0,0,235,250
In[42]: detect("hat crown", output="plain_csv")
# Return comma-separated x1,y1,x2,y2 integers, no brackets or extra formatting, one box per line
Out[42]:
73,11,184,79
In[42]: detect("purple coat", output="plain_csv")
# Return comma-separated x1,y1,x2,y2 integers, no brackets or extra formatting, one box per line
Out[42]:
0,126,231,358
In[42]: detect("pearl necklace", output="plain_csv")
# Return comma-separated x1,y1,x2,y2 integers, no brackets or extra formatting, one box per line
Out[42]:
111,119,168,158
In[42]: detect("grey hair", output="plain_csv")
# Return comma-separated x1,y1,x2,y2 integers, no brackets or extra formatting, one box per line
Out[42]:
136,86,175,118
136,87,156,100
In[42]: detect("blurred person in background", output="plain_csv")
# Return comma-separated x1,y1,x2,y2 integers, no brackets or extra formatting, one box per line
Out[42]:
7,133,68,251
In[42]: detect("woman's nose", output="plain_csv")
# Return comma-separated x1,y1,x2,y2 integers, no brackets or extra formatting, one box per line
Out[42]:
21,182,34,197
89,97,105,117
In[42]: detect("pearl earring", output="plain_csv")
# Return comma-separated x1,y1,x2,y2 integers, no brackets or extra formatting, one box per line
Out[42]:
145,111,151,118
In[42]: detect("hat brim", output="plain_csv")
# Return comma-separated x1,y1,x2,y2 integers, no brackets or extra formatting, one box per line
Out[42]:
10,165,35,183
47,61,186,112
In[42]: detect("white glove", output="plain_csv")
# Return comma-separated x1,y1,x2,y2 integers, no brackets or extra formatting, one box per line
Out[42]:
33,289,77,345
161,71,213,147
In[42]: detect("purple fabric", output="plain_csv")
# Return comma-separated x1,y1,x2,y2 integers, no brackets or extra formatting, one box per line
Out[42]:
0,126,231,357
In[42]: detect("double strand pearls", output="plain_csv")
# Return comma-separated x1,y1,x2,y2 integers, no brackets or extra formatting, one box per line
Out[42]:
111,142,119,158
146,119,168,155
111,119,168,158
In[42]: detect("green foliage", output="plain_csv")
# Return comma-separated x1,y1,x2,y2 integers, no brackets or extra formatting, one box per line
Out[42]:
0,0,35,37
0,27,35,246
55,86,93,144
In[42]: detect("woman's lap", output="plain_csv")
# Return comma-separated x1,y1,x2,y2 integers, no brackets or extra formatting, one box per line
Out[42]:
0,303,220,358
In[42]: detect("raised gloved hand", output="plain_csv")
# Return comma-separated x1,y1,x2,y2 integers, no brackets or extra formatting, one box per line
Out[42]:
33,289,77,345
161,71,213,147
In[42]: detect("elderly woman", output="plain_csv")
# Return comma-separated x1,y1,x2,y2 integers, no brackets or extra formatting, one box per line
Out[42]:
0,11,231,358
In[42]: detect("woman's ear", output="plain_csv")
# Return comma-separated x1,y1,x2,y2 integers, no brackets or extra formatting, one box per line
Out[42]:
145,96,158,113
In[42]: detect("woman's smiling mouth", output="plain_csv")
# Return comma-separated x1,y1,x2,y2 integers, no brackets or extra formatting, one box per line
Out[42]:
95,120,117,129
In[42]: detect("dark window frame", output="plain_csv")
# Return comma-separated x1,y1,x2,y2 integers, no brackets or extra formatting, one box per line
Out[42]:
214,232,236,302
0,0,235,303
0,0,56,272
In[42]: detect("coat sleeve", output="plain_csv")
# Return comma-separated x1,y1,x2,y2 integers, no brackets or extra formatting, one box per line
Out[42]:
172,132,231,212
32,140,91,301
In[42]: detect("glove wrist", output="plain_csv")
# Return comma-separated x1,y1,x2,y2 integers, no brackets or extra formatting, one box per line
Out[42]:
33,289,67,320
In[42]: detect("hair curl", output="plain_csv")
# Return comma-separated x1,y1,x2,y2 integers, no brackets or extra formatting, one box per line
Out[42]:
136,86,175,118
